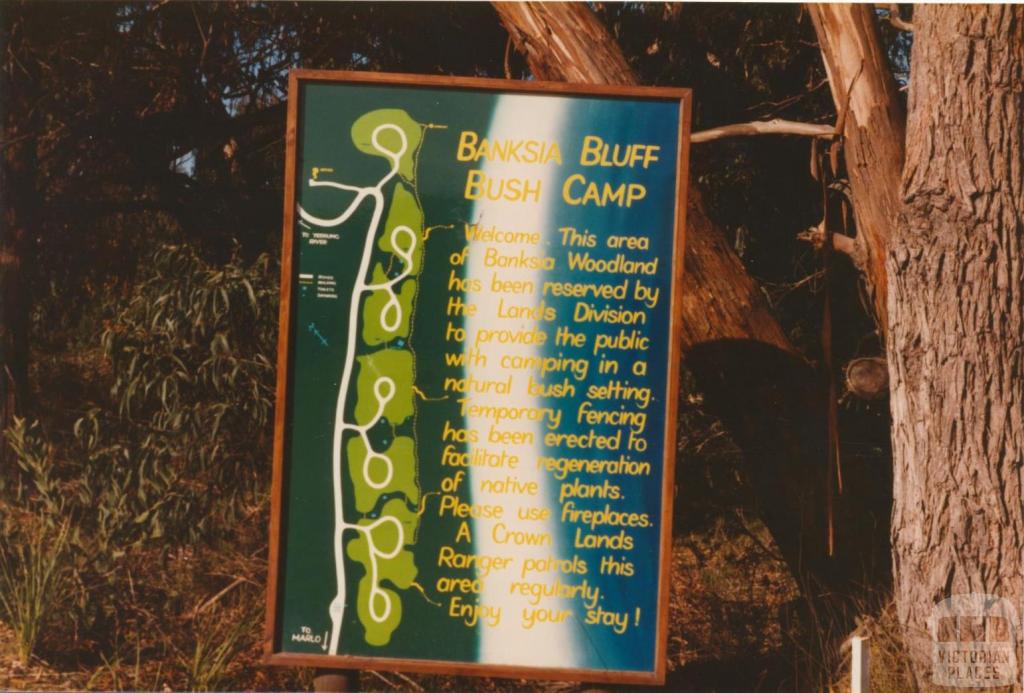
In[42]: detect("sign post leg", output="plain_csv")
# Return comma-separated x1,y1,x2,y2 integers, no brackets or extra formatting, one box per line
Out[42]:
851,636,869,693
313,669,358,692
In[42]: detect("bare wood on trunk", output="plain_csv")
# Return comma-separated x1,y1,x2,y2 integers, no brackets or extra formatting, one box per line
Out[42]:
889,5,1024,688
492,2,881,589
810,3,906,337
492,2,635,85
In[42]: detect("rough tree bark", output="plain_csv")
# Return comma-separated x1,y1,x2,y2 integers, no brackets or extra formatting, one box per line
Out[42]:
890,5,1023,688
492,2,883,589
809,3,906,336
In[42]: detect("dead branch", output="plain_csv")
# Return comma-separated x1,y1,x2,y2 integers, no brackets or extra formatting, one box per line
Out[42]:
184,576,246,620
877,4,914,32
503,34,513,79
691,118,834,143
744,77,829,115
797,223,861,264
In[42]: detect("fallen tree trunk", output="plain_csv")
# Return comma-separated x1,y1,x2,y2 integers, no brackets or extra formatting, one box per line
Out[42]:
493,2,890,590
493,1,795,376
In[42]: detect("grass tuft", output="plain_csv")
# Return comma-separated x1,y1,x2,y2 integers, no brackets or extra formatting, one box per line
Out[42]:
0,516,72,666
183,600,262,691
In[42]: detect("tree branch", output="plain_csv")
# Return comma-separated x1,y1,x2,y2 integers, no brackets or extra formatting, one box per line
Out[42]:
876,4,914,32
797,223,865,270
692,119,835,144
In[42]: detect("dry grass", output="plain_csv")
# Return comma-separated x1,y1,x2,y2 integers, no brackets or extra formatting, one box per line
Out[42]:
0,517,913,692
0,328,903,691
0,515,808,692
825,599,915,693
668,516,799,673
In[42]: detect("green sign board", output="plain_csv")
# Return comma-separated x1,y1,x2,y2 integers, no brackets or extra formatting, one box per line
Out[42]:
266,70,691,685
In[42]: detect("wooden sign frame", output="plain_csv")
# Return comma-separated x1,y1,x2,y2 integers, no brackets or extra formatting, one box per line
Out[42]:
265,69,692,686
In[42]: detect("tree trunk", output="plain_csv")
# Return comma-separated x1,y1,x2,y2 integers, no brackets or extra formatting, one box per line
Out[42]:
890,5,1023,688
492,2,881,591
809,3,906,337
0,142,32,426
0,15,36,451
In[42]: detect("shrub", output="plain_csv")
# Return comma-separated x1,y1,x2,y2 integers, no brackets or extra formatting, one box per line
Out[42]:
1,243,279,669
95,242,278,543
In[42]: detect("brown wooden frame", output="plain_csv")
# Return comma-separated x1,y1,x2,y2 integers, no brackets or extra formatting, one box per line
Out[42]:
265,69,692,686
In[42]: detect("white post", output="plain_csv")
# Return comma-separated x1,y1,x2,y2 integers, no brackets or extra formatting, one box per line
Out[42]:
851,635,870,693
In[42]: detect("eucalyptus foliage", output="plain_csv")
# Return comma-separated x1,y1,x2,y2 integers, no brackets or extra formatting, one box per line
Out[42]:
94,242,278,542
1,244,277,662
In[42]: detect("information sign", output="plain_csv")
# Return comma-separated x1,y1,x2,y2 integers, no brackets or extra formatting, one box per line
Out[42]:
266,70,691,685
